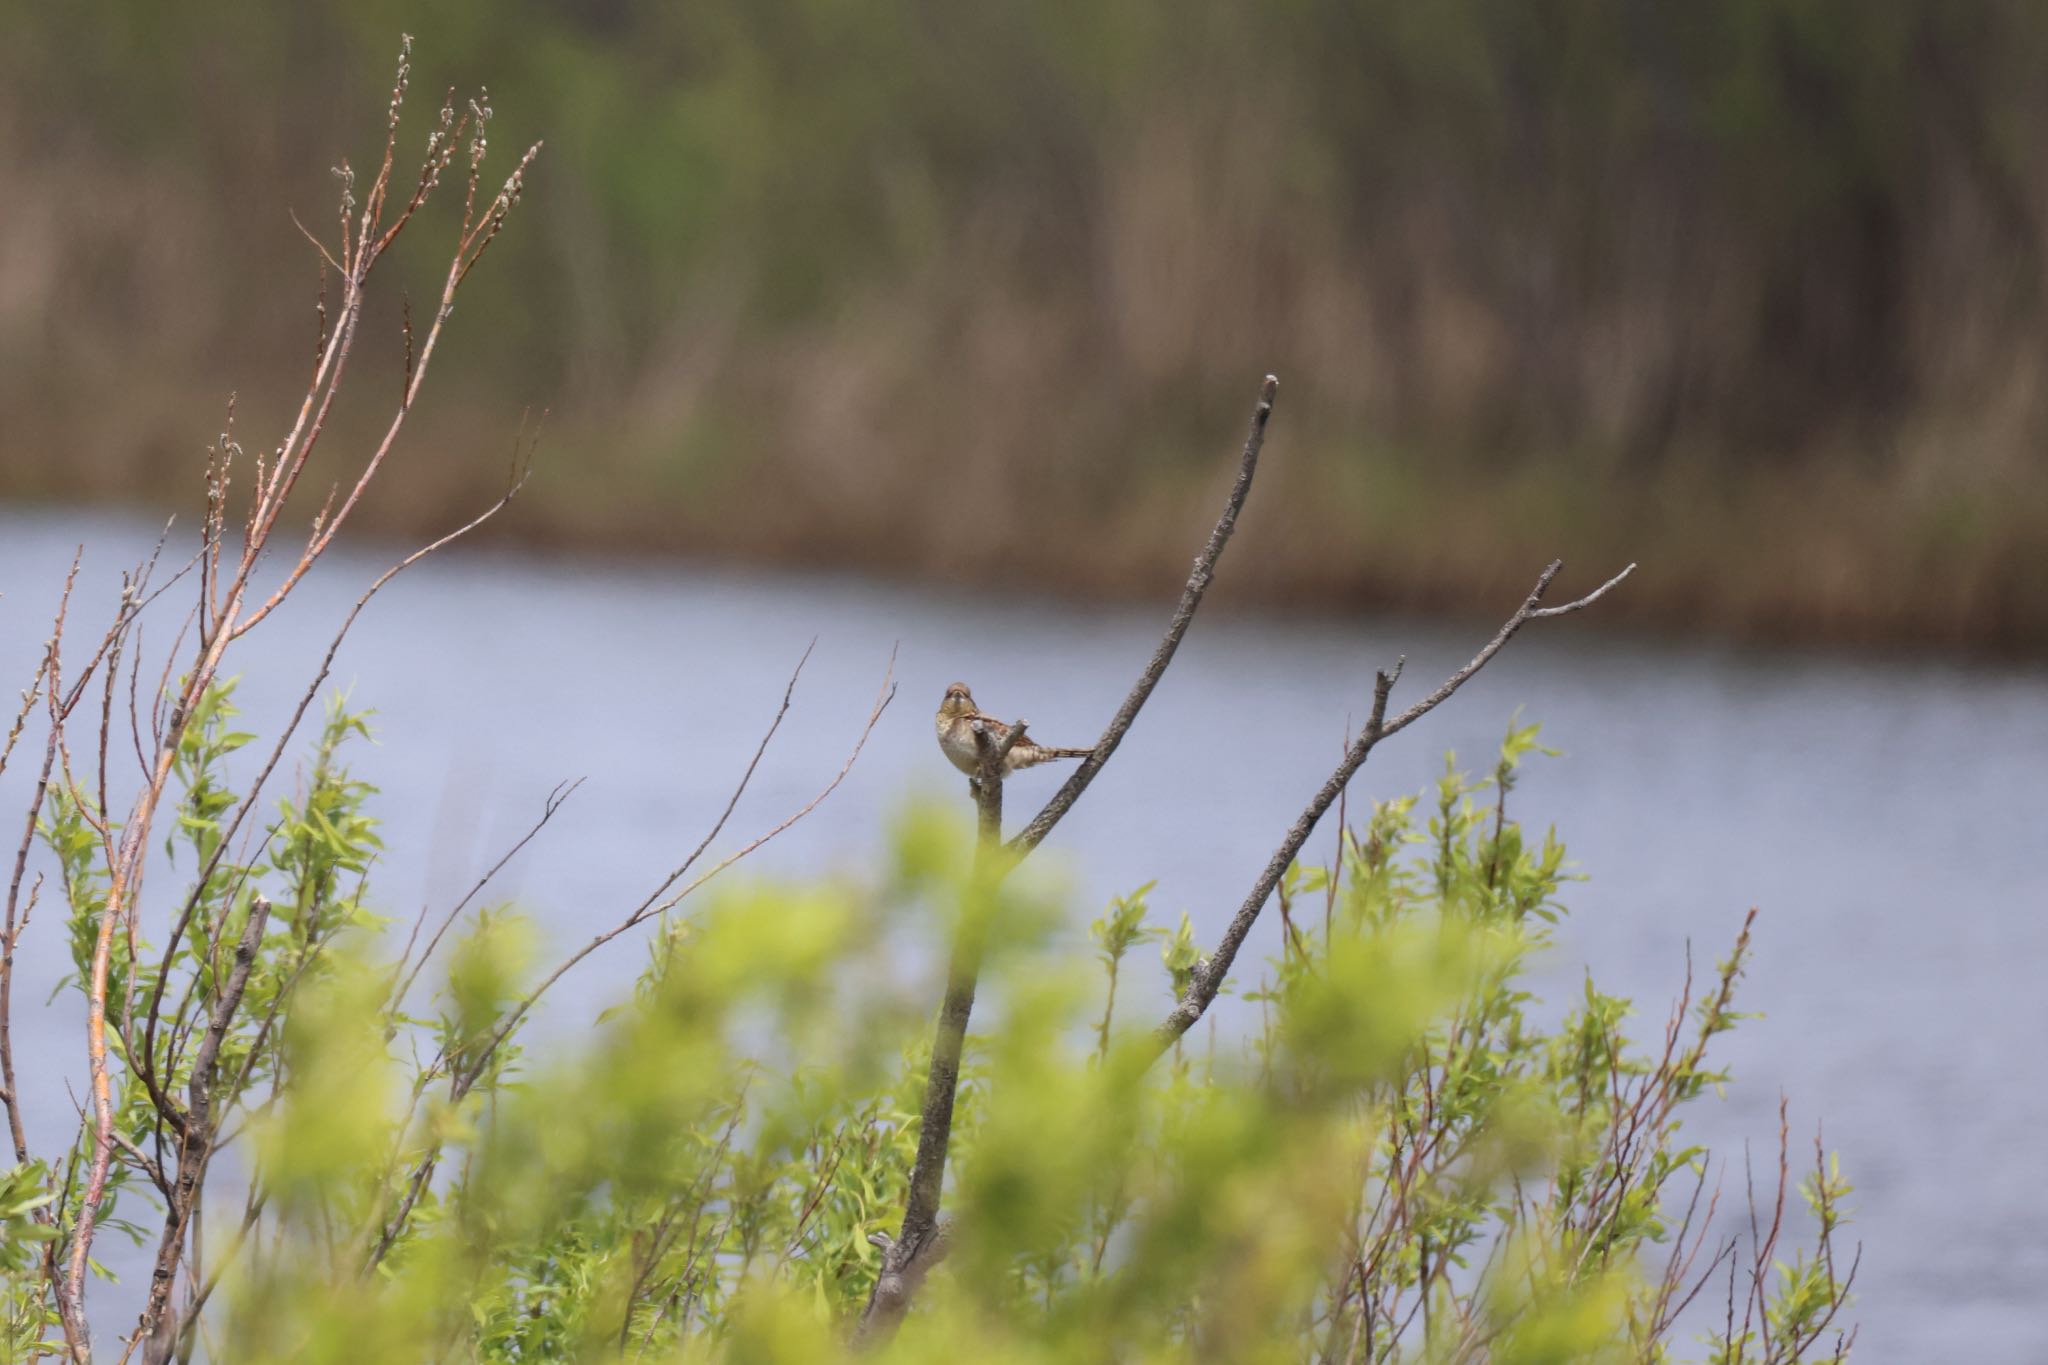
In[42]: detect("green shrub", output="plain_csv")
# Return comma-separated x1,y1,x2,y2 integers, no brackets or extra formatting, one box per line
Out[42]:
2,703,1852,1360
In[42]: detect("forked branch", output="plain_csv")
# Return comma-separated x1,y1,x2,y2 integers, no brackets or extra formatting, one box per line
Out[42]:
1152,557,1636,1054
857,376,1280,1345
455,648,899,1092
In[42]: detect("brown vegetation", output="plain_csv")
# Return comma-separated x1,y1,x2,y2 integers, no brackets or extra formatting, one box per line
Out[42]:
2,4,2044,650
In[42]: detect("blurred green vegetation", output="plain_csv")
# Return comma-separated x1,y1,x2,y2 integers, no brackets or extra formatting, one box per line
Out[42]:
2,690,1855,1359
2,1,2044,648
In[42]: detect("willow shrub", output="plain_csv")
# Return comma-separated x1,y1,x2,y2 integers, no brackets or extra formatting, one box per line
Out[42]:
5,701,1851,1361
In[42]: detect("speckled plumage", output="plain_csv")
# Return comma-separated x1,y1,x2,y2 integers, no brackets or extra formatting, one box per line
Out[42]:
934,682,1091,776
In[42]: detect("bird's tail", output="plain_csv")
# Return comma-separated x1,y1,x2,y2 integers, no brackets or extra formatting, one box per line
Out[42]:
1009,744,1093,770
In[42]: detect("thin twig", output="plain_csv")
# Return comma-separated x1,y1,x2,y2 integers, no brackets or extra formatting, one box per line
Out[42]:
496,651,895,1051
388,776,586,1018
621,638,817,926
364,654,896,1271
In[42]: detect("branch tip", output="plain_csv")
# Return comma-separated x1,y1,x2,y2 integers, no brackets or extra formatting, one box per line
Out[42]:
1531,561,1638,618
1152,552,1635,1057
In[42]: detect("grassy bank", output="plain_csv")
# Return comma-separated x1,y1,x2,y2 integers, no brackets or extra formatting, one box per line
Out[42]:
3,1,2045,651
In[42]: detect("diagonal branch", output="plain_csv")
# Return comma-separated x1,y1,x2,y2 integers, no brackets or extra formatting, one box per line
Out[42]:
465,649,897,1093
622,638,818,926
1007,375,1278,860
1380,559,1634,742
1151,558,1636,1055
387,775,586,1020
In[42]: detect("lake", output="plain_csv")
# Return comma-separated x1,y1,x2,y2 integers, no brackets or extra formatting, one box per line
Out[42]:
1,505,2041,1361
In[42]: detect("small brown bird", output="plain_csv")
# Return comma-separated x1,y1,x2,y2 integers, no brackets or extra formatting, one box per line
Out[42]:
934,682,1092,778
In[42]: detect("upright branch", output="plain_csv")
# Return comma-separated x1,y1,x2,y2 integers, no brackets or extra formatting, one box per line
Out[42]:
20,38,545,1361
137,897,273,1365
1152,557,1636,1055
2,643,57,1170
858,713,1020,1345
858,376,1280,1345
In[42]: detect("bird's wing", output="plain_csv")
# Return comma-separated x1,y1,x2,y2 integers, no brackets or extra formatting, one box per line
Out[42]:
965,709,1013,741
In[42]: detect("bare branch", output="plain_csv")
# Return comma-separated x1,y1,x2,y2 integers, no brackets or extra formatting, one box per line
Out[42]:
639,655,897,927
286,208,344,276
858,377,1279,1345
1153,659,1399,1052
1530,562,1636,618
867,713,1016,1344
621,638,817,927
513,650,895,1042
1008,375,1278,859
229,161,542,642
1152,557,1634,1054
140,448,540,1113
388,777,586,1020
1,645,56,1166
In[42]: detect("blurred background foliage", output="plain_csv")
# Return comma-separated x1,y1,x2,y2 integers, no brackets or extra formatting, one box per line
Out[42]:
2,0,2043,648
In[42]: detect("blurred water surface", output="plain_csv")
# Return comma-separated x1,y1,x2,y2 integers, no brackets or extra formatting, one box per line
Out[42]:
0,506,2041,1361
